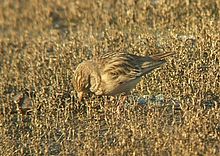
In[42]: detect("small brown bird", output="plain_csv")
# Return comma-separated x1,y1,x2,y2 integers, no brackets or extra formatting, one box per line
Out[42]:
73,52,173,101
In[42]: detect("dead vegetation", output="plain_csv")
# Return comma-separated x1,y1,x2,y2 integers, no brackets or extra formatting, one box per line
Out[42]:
0,0,219,155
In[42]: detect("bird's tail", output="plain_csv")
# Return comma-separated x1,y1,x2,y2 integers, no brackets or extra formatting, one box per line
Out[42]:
141,52,174,75
150,52,174,61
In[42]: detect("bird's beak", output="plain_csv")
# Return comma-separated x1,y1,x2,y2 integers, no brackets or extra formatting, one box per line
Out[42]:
77,92,84,102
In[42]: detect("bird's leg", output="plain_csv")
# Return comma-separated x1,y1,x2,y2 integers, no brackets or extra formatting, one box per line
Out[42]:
120,95,128,104
116,93,129,115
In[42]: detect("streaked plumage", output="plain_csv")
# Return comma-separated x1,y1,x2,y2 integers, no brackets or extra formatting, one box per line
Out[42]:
73,52,174,101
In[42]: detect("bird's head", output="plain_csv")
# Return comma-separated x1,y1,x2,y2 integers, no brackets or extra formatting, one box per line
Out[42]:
73,61,92,101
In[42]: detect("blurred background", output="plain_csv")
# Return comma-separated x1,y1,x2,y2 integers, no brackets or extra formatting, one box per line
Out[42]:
0,0,219,155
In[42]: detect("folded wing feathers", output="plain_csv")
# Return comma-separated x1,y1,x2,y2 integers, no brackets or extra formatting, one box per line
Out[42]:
102,53,142,80
100,52,173,80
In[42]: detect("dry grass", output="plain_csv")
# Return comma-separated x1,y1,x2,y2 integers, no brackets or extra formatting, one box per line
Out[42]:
0,0,220,155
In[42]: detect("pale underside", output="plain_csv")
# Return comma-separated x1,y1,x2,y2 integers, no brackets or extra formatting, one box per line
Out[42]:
94,71,142,96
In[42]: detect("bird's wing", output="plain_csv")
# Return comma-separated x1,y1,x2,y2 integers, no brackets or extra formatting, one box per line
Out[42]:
99,53,143,83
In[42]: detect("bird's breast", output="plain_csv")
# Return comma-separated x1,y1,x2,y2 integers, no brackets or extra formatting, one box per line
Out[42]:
98,76,141,96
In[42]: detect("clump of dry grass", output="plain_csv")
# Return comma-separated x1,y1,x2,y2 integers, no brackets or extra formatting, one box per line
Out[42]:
0,0,219,155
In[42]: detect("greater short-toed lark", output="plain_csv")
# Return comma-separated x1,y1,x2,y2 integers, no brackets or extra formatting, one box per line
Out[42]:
73,52,174,101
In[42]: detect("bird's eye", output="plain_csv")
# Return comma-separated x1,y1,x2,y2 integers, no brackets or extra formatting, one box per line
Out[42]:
111,72,117,76
110,71,119,76
110,72,119,79
118,81,123,84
